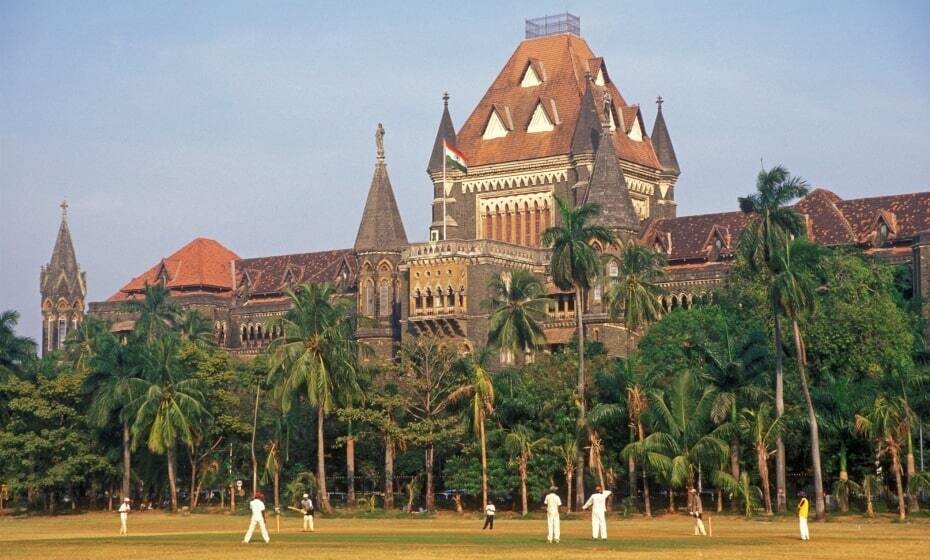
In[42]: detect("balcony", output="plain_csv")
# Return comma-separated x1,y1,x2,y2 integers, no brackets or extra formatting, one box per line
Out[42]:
403,239,550,268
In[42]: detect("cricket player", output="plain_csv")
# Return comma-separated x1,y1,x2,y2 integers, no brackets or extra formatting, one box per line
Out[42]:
482,500,496,530
118,497,130,535
301,493,315,532
582,485,611,540
797,491,810,541
543,486,562,543
243,491,270,544
687,488,707,536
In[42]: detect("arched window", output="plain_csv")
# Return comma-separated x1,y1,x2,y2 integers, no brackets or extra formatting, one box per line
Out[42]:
593,283,602,302
57,317,67,349
379,282,390,316
241,325,248,343
446,286,455,308
608,261,619,278
425,288,433,309
533,202,541,245
414,288,422,310
485,208,493,240
365,281,375,316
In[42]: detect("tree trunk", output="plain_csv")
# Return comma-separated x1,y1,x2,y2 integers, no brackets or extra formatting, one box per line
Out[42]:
347,434,356,507
384,436,395,510
892,449,906,521
317,406,332,513
230,482,235,512
730,433,740,512
273,454,280,514
519,460,529,516
405,478,416,513
717,489,723,512
864,478,874,517
189,451,198,509
107,484,113,511
575,285,586,512
838,444,849,513
122,420,131,500
773,310,787,513
167,446,178,513
425,444,435,512
759,444,773,515
668,486,675,513
565,468,573,512
906,432,918,512
575,453,585,510
792,319,825,521
251,386,261,496
637,421,651,517
479,416,489,509
628,425,637,506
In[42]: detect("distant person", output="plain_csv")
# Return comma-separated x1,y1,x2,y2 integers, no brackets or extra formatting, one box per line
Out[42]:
582,485,611,540
118,498,131,535
482,500,496,530
797,491,810,541
687,488,707,536
243,491,270,544
301,493,315,532
544,486,562,543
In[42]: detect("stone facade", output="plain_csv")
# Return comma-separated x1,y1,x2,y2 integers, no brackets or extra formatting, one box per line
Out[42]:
40,201,86,356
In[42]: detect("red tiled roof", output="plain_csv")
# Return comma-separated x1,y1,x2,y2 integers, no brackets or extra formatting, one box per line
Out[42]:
643,189,930,263
455,34,661,170
108,238,239,301
236,249,357,296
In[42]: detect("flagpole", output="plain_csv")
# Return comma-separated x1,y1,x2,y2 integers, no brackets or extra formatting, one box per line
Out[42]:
442,145,448,241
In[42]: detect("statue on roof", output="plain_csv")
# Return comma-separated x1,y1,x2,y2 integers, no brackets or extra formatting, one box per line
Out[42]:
601,91,612,128
376,123,385,160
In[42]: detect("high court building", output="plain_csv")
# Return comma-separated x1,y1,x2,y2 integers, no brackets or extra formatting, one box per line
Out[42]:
41,15,930,363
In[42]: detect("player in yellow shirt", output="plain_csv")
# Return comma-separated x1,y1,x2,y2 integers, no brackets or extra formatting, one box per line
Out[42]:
796,491,810,541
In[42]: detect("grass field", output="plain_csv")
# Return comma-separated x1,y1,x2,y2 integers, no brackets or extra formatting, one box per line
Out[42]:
2,511,928,560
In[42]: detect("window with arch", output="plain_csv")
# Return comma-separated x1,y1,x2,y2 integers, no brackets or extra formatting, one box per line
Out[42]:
607,261,619,278
379,282,390,316
593,282,602,302
57,317,67,349
365,281,375,316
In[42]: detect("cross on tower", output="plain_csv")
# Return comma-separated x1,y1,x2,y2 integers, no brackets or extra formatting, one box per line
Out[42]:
442,91,450,107
656,95,664,109
60,199,69,221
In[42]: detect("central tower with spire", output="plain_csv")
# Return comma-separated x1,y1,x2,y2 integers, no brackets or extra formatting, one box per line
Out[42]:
40,200,86,355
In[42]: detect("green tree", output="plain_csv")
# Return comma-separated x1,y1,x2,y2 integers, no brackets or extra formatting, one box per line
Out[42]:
605,243,667,355
855,395,913,521
266,283,361,513
450,349,496,509
542,196,616,504
737,165,809,513
738,402,783,515
503,424,548,516
0,310,36,381
126,284,181,342
485,270,549,362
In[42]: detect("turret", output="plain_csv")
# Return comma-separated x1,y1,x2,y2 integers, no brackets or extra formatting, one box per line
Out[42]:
40,200,86,355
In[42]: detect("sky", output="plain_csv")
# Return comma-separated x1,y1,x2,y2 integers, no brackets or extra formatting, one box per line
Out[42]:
2,1,929,343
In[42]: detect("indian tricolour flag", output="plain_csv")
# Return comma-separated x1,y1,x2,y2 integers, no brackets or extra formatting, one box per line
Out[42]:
443,140,468,174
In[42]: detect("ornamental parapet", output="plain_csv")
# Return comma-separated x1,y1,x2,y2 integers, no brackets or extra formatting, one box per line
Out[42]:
402,239,550,268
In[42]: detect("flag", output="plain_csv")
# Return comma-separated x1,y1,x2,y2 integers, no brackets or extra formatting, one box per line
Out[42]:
443,140,467,174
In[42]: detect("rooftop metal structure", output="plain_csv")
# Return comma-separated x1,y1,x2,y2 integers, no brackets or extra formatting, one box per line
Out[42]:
525,13,581,39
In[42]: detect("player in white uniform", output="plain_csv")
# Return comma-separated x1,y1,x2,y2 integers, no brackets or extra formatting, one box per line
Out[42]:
243,491,270,544
543,486,562,543
118,497,130,535
582,485,612,540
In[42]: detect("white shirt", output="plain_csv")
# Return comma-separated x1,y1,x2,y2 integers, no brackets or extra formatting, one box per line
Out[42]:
583,490,612,514
249,498,266,521
485,504,496,516
118,502,130,514
544,492,562,515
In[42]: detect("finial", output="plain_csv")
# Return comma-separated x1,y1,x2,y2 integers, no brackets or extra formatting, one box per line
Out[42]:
442,92,449,108
601,91,613,130
656,95,664,110
375,123,385,161
60,199,69,222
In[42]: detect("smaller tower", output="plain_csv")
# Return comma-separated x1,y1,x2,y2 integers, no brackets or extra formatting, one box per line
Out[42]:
651,96,680,219
40,200,86,355
582,105,640,241
427,93,459,241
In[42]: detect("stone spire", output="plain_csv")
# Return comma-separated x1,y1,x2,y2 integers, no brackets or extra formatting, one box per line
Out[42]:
40,199,86,355
355,125,409,253
583,123,640,236
570,83,602,155
427,92,457,174
651,96,680,175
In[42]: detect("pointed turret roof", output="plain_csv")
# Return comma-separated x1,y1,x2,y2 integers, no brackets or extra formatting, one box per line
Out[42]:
571,83,601,155
355,128,408,252
427,93,457,173
651,96,680,175
583,126,640,235
48,200,79,274
42,200,86,299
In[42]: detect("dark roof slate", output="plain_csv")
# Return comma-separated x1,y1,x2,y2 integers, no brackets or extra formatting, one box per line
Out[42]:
583,126,640,234
651,101,680,175
354,160,408,252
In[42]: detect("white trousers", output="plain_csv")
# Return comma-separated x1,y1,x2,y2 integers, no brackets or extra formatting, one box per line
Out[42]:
303,514,314,531
799,517,809,540
693,516,706,536
591,511,607,539
244,518,269,543
546,512,560,542
119,513,128,535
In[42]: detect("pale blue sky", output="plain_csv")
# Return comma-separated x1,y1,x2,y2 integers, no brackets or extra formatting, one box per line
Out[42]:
2,1,929,342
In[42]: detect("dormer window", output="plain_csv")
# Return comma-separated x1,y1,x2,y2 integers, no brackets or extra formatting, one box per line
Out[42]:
876,222,889,246
527,102,555,133
594,68,606,86
628,115,644,142
482,108,509,140
521,64,541,87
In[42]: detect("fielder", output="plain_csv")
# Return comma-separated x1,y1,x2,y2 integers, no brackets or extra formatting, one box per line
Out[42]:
543,486,562,543
797,491,810,541
582,485,611,540
687,488,707,536
482,500,496,530
118,497,130,535
301,493,315,532
243,491,270,544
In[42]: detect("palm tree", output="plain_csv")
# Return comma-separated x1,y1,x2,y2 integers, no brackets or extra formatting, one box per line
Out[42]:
738,402,783,515
542,196,616,504
177,309,215,350
503,424,548,516
555,439,578,511
266,283,361,514
84,330,139,501
737,165,809,513
450,349,496,509
855,395,913,521
130,334,207,512
770,239,826,520
125,284,181,342
485,270,549,363
63,315,110,375
605,243,667,355
0,309,36,381
817,374,871,512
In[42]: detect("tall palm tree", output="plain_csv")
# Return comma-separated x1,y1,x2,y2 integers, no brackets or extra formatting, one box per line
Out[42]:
542,196,616,504
450,349,496,509
504,424,548,516
817,374,872,512
130,334,207,512
555,438,578,511
177,309,215,350
63,315,110,375
485,270,549,363
267,283,361,513
738,402,783,515
0,309,36,381
770,239,825,520
855,395,913,521
84,330,139,500
605,243,667,355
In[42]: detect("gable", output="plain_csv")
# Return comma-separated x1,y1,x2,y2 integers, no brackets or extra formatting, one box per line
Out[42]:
527,102,554,133
628,113,644,141
483,109,509,140
520,63,541,87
